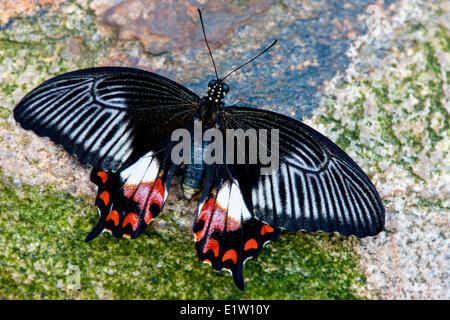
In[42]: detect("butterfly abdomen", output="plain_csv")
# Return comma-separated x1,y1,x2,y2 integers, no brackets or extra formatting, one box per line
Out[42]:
182,163,204,200
181,139,209,199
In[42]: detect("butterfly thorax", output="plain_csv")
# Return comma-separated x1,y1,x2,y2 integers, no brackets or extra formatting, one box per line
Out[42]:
200,79,229,126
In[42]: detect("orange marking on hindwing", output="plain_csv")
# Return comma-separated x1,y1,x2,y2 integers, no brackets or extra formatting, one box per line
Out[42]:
203,238,220,257
144,212,153,224
133,182,152,209
133,178,165,224
222,249,237,264
99,191,110,206
97,171,108,184
122,212,139,231
261,225,274,235
106,210,119,226
194,196,229,242
195,191,232,260
203,259,212,266
244,239,258,251
149,178,165,208
194,198,215,242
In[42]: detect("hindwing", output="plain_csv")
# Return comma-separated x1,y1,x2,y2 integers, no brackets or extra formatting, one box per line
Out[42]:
193,164,280,290
87,148,177,241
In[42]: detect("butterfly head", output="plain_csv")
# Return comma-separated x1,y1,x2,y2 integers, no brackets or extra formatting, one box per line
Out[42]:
207,79,229,104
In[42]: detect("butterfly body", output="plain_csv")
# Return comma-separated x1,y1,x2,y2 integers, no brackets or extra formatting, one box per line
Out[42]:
180,78,230,199
181,140,209,200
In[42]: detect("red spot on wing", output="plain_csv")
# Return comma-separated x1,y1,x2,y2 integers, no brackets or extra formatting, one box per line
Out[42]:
99,191,110,206
194,198,215,242
209,203,226,233
149,178,165,208
123,178,166,225
195,196,229,241
222,249,238,264
203,238,220,257
261,224,274,235
144,212,152,224
196,192,242,262
226,216,241,232
244,239,258,251
133,178,165,224
122,212,139,231
106,210,120,226
97,171,108,184
123,183,136,199
197,199,229,258
133,182,151,209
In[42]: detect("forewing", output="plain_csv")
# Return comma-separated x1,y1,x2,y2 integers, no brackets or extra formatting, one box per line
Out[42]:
14,67,199,171
218,106,385,238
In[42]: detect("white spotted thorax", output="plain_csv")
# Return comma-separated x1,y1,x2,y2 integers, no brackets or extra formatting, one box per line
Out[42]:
207,79,229,103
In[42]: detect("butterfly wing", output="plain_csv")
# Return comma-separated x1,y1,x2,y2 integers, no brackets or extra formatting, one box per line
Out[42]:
14,67,200,240
193,164,280,290
218,106,385,238
86,145,177,241
14,67,200,171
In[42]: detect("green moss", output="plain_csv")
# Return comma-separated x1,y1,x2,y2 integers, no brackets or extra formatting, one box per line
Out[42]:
0,106,10,119
436,26,450,51
0,2,110,91
0,83,19,96
407,22,427,34
423,42,441,74
0,173,366,299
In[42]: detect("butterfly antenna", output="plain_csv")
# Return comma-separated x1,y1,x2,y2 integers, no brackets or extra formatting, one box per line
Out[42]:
198,9,219,80
222,39,278,81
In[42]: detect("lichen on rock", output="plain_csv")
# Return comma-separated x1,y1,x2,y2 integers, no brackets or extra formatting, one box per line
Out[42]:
306,0,449,299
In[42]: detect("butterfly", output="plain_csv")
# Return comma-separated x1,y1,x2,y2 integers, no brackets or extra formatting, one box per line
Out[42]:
13,9,384,290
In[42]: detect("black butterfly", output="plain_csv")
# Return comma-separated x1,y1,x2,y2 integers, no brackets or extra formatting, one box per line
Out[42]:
13,9,384,290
